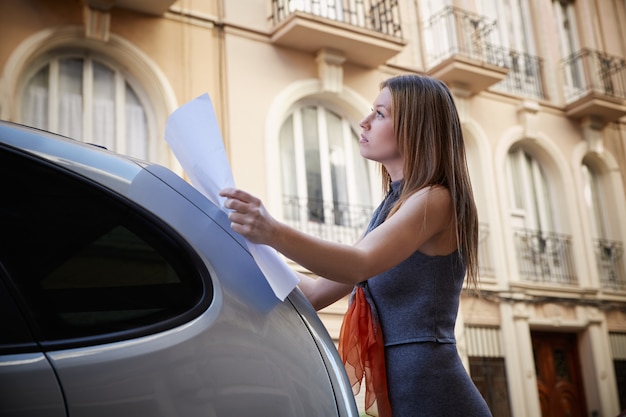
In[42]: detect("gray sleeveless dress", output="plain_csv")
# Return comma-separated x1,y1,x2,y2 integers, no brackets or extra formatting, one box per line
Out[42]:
360,181,492,416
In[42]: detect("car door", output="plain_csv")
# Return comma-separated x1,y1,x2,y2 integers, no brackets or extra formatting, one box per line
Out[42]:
0,129,356,417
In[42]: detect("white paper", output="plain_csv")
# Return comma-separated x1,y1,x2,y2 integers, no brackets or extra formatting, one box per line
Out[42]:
165,93,299,301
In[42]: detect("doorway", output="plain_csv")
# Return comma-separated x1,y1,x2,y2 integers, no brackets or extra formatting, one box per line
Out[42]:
532,331,587,417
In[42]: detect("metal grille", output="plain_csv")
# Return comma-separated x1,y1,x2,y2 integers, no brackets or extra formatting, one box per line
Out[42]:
424,6,506,67
466,326,503,358
491,49,545,99
595,239,626,291
282,195,373,244
270,0,403,38
611,333,626,360
562,48,626,102
513,228,578,285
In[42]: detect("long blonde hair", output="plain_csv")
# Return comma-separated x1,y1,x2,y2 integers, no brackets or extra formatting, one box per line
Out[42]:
380,74,479,287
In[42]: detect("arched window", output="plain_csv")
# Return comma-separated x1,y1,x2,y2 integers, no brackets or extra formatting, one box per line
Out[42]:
582,161,609,240
21,53,150,160
582,159,626,290
505,146,576,285
465,131,495,278
505,147,554,232
553,0,584,101
279,104,373,244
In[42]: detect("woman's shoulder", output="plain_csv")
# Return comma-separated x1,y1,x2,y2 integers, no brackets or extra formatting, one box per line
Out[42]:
404,184,452,210
402,185,456,254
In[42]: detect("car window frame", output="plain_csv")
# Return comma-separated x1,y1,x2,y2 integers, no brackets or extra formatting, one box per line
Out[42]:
0,143,213,351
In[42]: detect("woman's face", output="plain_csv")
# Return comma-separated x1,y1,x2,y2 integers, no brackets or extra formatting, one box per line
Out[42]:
359,87,402,180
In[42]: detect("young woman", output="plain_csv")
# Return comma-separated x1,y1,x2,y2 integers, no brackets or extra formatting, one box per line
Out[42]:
220,74,492,417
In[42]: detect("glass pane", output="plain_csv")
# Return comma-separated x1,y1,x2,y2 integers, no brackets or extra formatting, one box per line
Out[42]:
0,147,204,342
280,115,298,221
92,61,116,150
553,348,571,381
505,149,524,211
280,115,296,195
326,109,348,225
582,163,606,239
530,155,554,232
58,58,83,140
350,129,371,204
614,359,626,411
125,85,148,159
0,276,35,349
302,107,323,222
22,65,50,130
279,104,374,241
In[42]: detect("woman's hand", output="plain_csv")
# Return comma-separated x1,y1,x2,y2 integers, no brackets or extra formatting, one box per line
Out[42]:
219,188,278,245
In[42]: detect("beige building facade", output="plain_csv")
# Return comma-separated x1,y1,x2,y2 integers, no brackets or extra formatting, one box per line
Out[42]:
2,0,626,416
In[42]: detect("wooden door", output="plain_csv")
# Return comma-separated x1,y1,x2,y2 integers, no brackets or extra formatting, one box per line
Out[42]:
532,332,587,417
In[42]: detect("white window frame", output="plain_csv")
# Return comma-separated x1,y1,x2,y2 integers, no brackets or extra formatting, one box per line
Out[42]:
505,147,555,232
553,0,585,99
279,103,375,243
582,161,609,240
20,53,151,160
478,0,541,96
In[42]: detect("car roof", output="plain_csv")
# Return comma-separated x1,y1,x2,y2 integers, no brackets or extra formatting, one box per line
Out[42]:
0,120,148,196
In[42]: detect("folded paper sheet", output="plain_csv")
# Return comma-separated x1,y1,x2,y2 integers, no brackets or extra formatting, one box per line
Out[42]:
165,93,299,301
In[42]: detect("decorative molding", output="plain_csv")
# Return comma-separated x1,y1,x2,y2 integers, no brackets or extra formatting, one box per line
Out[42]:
517,100,541,138
581,115,605,153
83,4,111,42
315,49,345,94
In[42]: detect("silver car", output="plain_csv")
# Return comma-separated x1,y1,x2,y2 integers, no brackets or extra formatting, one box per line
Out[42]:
0,121,358,417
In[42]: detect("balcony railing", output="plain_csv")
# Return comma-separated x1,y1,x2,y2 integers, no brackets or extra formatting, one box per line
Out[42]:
423,7,509,94
270,0,402,37
424,6,504,68
595,238,626,291
283,197,496,278
513,228,577,285
563,48,626,103
491,49,545,100
282,195,374,245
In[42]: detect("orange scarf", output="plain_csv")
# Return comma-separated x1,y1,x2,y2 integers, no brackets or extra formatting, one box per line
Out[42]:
338,286,392,417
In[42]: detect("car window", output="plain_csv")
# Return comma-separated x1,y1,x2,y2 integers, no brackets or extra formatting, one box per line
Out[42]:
0,266,38,354
0,145,209,348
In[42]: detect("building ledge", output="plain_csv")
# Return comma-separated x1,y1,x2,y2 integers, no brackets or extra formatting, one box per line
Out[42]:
426,54,509,94
565,91,626,123
270,12,405,68
86,0,176,15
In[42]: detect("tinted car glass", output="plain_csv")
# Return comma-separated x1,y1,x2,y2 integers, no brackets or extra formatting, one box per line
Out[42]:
0,145,209,347
0,267,37,353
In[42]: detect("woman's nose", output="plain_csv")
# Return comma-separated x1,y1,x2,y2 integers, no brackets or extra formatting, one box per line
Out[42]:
359,115,370,129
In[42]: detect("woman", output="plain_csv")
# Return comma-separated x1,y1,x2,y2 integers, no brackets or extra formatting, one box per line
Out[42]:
220,74,492,416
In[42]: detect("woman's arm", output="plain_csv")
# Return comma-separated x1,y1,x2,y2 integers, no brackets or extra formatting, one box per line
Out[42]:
220,186,454,285
297,272,354,311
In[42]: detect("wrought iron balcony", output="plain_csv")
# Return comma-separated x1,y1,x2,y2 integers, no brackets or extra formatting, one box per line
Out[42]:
283,197,495,279
269,0,405,68
282,195,374,244
491,49,545,100
562,48,626,123
513,228,577,285
594,238,626,291
424,6,508,94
